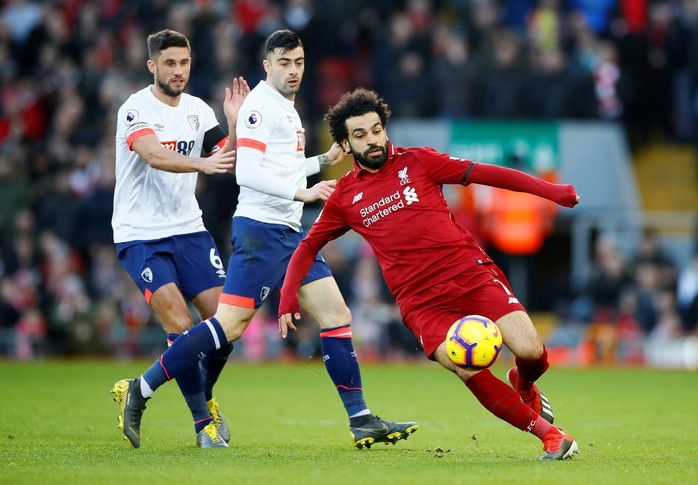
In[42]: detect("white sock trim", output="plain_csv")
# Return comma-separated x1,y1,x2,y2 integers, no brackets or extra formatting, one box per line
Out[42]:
350,409,371,419
204,319,221,350
140,377,153,398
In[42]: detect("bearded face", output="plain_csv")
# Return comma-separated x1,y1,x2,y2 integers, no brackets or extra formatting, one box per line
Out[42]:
351,142,388,170
344,112,389,172
155,72,188,97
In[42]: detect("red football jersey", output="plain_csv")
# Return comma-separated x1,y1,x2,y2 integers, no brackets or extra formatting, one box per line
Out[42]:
280,142,578,317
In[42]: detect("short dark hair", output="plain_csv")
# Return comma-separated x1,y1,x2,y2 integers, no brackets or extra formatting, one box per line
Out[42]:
264,29,303,56
147,29,190,61
324,89,392,144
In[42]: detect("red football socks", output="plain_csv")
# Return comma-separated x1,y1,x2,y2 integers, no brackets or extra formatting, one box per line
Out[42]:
514,346,549,385
465,369,544,434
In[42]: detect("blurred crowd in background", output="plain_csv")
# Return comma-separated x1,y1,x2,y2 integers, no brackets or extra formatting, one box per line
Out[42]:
0,0,697,365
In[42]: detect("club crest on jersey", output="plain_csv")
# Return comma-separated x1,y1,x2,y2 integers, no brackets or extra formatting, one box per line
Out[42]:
141,267,153,283
245,110,262,129
188,115,200,131
398,166,411,185
124,110,139,124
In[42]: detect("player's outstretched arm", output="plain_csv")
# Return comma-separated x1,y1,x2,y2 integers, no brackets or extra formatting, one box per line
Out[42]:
278,242,318,338
294,179,337,203
132,133,235,174
198,142,236,174
469,163,580,207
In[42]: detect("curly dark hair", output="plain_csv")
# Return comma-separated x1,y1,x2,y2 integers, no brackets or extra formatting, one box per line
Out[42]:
323,88,391,144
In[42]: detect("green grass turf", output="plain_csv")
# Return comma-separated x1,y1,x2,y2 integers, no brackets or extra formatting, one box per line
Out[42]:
0,359,696,484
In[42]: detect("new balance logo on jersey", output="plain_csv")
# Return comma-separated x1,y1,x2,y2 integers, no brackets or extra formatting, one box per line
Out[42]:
352,192,364,204
141,267,153,283
403,186,419,205
398,167,411,185
508,297,519,304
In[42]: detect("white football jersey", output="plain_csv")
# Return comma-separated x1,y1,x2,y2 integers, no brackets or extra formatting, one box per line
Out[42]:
112,86,220,243
234,81,312,230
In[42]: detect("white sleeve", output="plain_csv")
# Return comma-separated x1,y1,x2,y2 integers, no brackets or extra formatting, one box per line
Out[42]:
117,95,155,150
200,100,220,132
305,156,320,176
235,146,297,200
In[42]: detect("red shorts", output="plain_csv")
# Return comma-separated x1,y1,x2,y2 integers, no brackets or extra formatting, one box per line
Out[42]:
402,261,526,360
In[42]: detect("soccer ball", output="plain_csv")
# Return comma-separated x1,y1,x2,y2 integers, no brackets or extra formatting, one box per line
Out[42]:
446,315,503,369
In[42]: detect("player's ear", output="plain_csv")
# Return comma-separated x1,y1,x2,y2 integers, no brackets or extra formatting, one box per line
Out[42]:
262,59,271,75
342,140,350,153
146,59,155,74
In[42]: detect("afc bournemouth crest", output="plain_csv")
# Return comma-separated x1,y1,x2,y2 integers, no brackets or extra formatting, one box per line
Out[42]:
141,267,153,283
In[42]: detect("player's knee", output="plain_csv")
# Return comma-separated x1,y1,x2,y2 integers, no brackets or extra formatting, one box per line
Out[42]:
337,305,352,326
168,317,195,334
517,339,545,360
219,318,251,342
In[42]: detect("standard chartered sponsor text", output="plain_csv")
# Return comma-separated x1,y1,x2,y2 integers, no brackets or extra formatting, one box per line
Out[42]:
359,190,405,227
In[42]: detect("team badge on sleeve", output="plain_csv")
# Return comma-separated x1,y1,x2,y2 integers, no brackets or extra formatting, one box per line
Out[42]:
124,110,139,124
244,110,262,129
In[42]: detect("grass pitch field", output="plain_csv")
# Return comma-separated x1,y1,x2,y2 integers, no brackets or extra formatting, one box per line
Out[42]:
0,359,696,484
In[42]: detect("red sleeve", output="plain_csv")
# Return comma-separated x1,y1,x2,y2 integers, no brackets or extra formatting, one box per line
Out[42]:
467,163,579,208
410,147,474,185
279,243,316,315
278,194,351,317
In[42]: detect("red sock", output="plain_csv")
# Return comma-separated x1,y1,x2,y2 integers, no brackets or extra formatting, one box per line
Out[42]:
515,346,549,384
465,369,538,433
531,416,554,439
